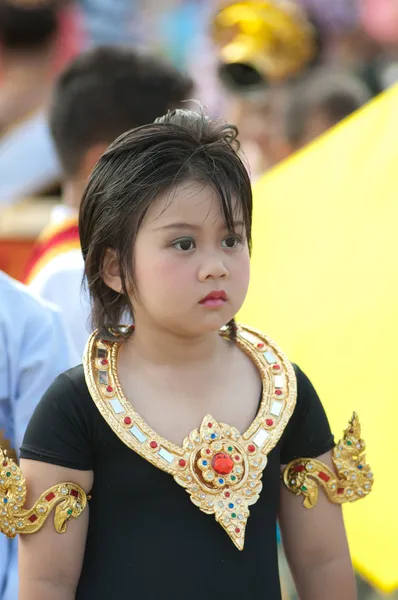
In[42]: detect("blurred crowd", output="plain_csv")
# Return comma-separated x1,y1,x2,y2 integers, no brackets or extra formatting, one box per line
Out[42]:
0,1,397,599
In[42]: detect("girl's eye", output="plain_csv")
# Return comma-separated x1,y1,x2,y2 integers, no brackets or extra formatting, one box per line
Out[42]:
172,238,196,251
221,235,242,249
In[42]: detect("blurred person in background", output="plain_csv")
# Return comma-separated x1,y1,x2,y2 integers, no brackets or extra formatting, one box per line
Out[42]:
0,270,78,600
211,1,371,177
0,0,64,205
260,67,371,169
0,0,58,136
26,46,193,358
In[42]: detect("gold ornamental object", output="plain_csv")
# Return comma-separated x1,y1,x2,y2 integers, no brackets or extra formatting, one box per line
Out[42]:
84,324,298,550
212,0,317,93
283,413,374,508
0,447,88,538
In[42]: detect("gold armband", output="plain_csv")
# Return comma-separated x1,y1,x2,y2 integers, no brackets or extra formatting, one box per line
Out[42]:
0,448,88,538
283,413,373,508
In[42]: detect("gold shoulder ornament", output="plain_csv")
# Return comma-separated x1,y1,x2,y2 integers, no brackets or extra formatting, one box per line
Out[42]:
283,413,374,508
0,448,88,538
84,323,297,550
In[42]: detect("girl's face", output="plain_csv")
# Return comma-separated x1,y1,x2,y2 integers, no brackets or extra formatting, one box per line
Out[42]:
131,181,251,336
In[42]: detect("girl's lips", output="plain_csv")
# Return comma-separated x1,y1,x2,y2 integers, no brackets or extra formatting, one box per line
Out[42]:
199,298,226,308
199,290,227,307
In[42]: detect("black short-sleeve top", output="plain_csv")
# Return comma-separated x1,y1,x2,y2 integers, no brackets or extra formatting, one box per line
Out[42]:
20,333,334,600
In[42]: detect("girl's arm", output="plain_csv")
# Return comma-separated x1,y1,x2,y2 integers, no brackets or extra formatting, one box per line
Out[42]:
278,451,357,600
18,459,93,600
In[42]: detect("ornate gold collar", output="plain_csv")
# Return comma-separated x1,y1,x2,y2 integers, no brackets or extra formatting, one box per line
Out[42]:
83,324,297,549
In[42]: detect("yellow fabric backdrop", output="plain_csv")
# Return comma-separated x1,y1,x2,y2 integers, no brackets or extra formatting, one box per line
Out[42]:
239,85,398,592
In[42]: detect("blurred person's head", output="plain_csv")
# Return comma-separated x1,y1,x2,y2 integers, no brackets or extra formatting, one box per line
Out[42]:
0,0,59,56
264,67,371,165
49,46,194,210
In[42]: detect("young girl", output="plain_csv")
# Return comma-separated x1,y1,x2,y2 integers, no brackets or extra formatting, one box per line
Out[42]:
5,109,365,599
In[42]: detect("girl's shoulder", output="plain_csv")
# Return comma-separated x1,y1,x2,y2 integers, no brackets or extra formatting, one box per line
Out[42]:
20,366,99,470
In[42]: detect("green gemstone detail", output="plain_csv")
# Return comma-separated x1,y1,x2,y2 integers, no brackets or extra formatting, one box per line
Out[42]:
230,475,236,481
346,441,352,446
301,486,308,492
231,513,237,519
6,472,11,477
227,446,233,452
67,509,73,515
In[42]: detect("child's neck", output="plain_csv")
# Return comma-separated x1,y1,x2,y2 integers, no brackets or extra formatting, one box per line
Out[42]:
125,322,229,369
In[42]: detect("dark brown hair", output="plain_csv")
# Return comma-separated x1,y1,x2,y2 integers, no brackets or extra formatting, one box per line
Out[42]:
49,46,193,176
79,108,252,340
0,0,59,51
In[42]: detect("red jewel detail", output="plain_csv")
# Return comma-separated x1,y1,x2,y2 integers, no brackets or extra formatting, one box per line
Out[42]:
124,417,132,425
272,364,281,370
257,343,265,349
206,449,211,455
45,492,55,502
179,459,186,467
150,441,158,449
28,514,38,523
235,527,241,534
2,461,7,467
106,386,113,393
266,419,274,426
275,389,283,396
234,455,240,461
292,465,305,473
101,359,109,366
70,489,79,498
225,491,231,498
130,325,135,330
212,453,234,475
208,422,213,428
318,471,331,483
349,429,354,434
337,488,345,494
248,444,256,453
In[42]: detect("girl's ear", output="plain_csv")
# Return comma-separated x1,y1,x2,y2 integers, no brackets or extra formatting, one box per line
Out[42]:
102,249,123,293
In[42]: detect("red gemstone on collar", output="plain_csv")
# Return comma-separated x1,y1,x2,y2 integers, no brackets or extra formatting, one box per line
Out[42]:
235,527,241,533
179,459,186,467
275,389,283,396
318,471,331,483
206,449,211,455
106,386,113,393
45,492,55,502
337,488,345,494
124,417,132,425
292,465,305,473
257,343,265,348
70,489,79,498
248,445,256,453
225,491,231,498
2,461,7,467
272,364,281,370
266,419,274,426
28,514,38,523
207,422,213,428
150,441,158,449
212,453,234,475
101,359,109,366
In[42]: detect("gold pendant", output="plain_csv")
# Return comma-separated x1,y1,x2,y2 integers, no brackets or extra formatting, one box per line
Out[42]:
283,413,374,508
174,413,268,549
84,324,298,549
